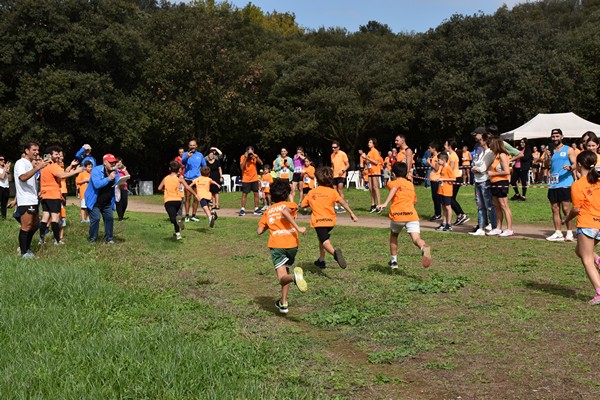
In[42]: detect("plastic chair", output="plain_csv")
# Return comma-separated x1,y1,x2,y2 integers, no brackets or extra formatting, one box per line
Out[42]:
221,174,231,192
232,176,242,192
345,170,361,189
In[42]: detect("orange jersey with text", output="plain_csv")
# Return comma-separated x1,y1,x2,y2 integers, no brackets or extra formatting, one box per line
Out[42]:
240,154,259,182
163,174,184,203
258,201,299,248
366,148,383,175
302,166,315,189
331,150,348,178
387,178,419,222
261,173,273,194
75,171,91,199
437,165,455,197
571,176,600,228
300,185,341,227
192,176,213,200
39,163,63,199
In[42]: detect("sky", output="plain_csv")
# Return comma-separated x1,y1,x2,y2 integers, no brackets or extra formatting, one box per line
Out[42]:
214,0,527,33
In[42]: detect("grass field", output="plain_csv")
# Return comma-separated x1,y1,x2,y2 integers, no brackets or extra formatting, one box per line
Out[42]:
1,193,599,398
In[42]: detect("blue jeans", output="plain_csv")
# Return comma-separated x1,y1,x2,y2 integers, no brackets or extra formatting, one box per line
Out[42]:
89,204,114,243
474,180,497,229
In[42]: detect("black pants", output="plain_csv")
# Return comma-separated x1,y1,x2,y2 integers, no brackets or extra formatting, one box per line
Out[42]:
116,188,128,220
429,181,441,217
0,186,9,219
510,167,529,197
451,177,465,215
165,201,181,233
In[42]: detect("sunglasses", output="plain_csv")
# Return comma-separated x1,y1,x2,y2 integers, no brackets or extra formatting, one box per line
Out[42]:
331,146,338,149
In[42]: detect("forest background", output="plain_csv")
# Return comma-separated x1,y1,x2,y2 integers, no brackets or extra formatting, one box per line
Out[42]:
1,0,599,181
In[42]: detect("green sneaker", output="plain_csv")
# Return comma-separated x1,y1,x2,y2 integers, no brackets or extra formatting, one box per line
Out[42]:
293,267,308,293
275,299,289,314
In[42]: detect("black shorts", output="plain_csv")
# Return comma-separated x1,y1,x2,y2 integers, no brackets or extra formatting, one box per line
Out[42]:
42,199,62,213
491,180,509,198
368,174,381,178
17,204,39,216
303,187,311,195
210,184,220,195
242,181,259,194
292,173,302,183
548,187,571,203
315,226,334,243
333,177,345,186
200,198,210,208
439,195,452,206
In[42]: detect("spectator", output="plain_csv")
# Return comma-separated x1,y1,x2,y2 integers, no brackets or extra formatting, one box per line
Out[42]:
330,141,350,213
509,138,533,201
0,155,11,220
469,134,497,236
181,139,207,222
445,138,469,225
85,154,120,243
488,138,513,237
206,148,223,210
426,142,441,222
239,146,263,216
362,138,383,212
115,157,129,221
75,144,96,167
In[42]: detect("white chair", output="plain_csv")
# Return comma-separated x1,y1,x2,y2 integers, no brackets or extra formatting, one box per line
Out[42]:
346,170,361,189
528,169,534,185
221,174,231,192
231,176,242,192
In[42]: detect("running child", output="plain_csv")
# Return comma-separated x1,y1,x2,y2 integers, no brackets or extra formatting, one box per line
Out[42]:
191,166,221,227
435,153,455,232
257,179,308,314
302,156,315,196
300,166,358,269
76,160,93,223
260,164,274,211
158,161,198,240
377,162,432,269
563,150,600,304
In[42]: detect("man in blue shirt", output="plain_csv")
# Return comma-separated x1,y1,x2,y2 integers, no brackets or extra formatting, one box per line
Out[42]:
181,139,206,222
75,144,97,167
85,154,118,243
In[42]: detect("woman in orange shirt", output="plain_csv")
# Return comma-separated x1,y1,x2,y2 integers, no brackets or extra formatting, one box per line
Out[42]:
488,138,513,237
563,150,600,304
362,138,384,213
426,142,442,221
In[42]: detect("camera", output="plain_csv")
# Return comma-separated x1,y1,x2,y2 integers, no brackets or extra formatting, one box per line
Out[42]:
43,154,50,162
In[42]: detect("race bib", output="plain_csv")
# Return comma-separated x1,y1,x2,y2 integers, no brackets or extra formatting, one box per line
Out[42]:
303,176,310,184
366,162,372,169
261,181,270,188
178,184,184,193
294,166,303,173
549,173,559,185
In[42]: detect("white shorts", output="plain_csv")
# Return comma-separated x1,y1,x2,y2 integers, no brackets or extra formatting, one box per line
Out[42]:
80,199,87,209
390,220,420,234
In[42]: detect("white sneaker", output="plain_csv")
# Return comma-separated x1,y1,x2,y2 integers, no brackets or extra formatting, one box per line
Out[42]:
484,224,492,232
469,229,486,236
499,230,514,237
546,232,565,242
565,232,575,242
175,232,182,240
486,228,502,236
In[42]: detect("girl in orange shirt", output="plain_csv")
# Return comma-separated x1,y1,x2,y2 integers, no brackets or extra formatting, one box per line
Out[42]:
435,153,455,232
461,146,472,185
488,138,513,237
563,150,600,304
158,161,198,240
301,157,315,196
362,138,384,213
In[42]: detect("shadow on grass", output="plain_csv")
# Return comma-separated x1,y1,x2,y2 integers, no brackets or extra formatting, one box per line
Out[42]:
522,280,588,301
297,262,337,280
366,263,423,280
254,296,302,321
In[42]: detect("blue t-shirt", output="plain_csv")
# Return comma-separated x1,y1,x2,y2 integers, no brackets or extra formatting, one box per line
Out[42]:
549,145,573,188
182,151,206,180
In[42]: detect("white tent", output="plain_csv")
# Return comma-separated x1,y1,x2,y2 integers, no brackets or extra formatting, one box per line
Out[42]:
500,112,600,141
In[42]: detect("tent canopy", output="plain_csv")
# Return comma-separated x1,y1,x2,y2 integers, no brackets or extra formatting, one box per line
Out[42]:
500,112,600,141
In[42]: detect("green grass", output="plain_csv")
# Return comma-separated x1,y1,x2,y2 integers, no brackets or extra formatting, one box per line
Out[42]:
137,182,553,223
0,204,598,398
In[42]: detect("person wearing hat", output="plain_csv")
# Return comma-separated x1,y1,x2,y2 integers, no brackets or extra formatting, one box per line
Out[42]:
85,153,120,243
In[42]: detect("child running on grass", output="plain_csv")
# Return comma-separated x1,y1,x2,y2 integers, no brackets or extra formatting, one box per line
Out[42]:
257,179,308,314
191,166,221,228
563,150,600,304
377,162,432,269
260,164,273,211
435,153,455,232
301,166,358,269
158,161,198,240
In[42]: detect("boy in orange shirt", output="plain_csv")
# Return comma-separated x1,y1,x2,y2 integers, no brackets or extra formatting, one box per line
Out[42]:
191,166,221,227
301,167,358,269
257,179,308,314
435,153,455,232
76,161,93,223
158,161,199,240
260,164,274,211
377,163,432,269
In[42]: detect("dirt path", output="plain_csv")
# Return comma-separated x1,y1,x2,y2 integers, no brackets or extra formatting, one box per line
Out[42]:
109,197,556,241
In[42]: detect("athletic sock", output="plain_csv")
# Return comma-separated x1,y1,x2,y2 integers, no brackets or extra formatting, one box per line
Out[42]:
19,230,28,254
51,222,60,242
391,255,397,263
318,258,325,262
39,221,47,239
555,230,562,235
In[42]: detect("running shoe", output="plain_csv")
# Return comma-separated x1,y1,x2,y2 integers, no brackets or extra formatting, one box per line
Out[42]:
176,215,185,231
209,216,215,228
509,194,521,201
589,295,600,305
293,267,308,292
499,230,514,237
369,205,377,213
184,216,190,222
261,205,268,211
335,207,346,214
174,232,182,240
388,260,398,270
519,197,527,201
546,232,565,242
22,251,35,259
435,224,445,231
253,208,263,215
442,224,453,232
454,214,469,225
190,216,200,222
469,229,486,236
333,248,347,269
486,228,502,236
421,245,432,268
239,209,246,216
275,299,289,314
54,239,65,245
565,231,574,242
429,215,441,222
484,224,492,231
314,259,326,269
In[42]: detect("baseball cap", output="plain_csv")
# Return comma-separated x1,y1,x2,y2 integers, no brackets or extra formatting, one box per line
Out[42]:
470,126,486,136
103,153,118,163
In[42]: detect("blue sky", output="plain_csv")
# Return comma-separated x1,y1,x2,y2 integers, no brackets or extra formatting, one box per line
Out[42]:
215,0,525,33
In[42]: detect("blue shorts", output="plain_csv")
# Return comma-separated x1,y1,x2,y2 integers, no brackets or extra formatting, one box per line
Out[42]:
576,228,600,241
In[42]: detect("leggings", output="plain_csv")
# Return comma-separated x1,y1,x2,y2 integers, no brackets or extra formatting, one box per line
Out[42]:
510,167,529,197
116,188,128,220
0,186,8,219
165,201,181,233
451,177,465,215
429,181,441,217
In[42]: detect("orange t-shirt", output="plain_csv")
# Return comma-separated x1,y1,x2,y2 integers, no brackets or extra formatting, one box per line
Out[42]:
387,178,418,222
366,148,383,175
240,155,259,183
571,176,600,228
490,155,509,183
448,151,461,178
300,185,341,227
384,156,392,171
192,176,213,200
331,150,348,178
76,171,90,199
258,201,299,248
302,166,315,189
461,151,472,167
40,163,63,200
396,149,406,163
437,165,455,197
163,174,184,203
429,154,440,180
261,173,273,194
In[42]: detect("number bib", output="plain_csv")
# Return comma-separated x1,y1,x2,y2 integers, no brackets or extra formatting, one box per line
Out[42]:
549,173,559,185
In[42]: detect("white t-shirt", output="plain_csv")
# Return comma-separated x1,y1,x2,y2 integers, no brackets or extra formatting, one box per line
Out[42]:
14,158,38,206
0,167,8,188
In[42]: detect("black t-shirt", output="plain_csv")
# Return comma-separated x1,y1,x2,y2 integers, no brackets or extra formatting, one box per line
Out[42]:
207,158,221,182
96,167,115,208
